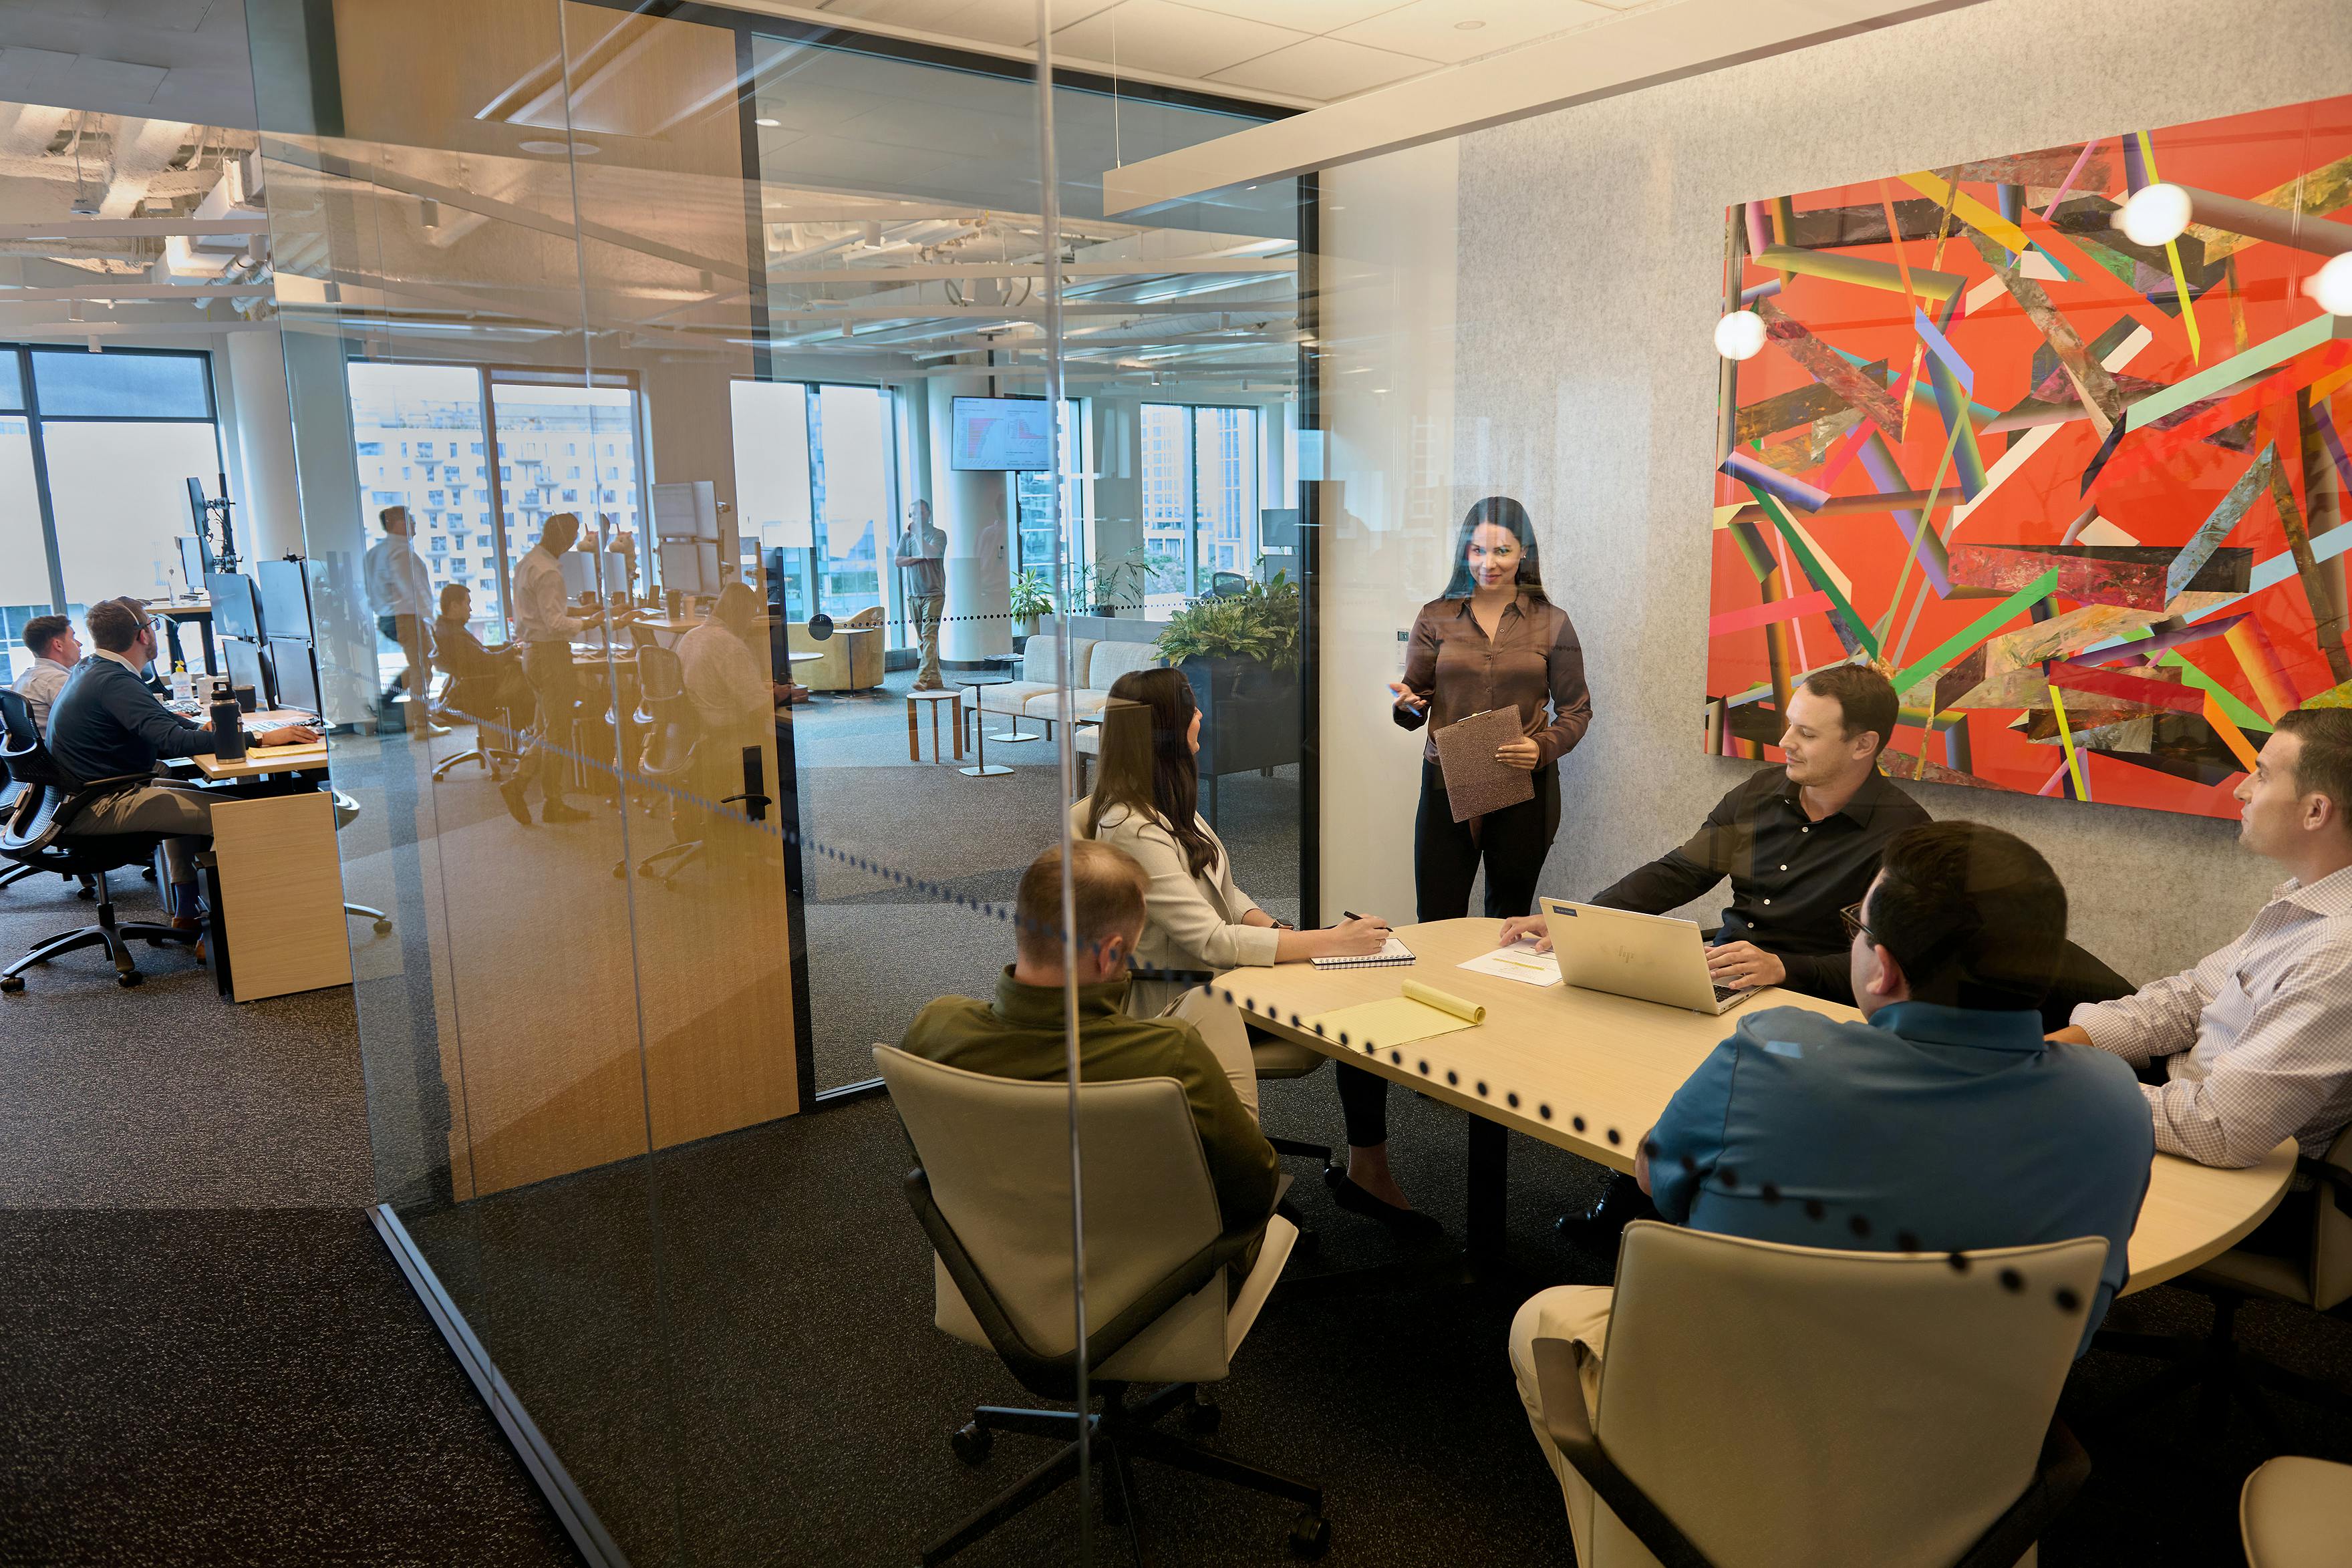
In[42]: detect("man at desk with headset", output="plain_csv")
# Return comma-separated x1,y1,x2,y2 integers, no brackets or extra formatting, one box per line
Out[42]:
44,599,316,932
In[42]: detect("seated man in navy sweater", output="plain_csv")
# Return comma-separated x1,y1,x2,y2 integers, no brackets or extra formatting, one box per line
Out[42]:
1507,822,2153,1553
43,599,315,922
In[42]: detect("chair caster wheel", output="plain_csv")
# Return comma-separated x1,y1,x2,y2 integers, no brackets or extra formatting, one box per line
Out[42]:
77,886,94,901
1320,1164,1344,1191
373,919,392,935
951,1422,992,1466
1288,1513,1329,1559
117,971,143,988
1181,1398,1221,1436
0,975,22,993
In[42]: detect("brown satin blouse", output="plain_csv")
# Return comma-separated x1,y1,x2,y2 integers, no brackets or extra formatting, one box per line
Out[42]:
1392,592,1592,768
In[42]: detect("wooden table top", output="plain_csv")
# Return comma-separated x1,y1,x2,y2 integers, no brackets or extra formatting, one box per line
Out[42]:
186,742,331,780
1223,917,2294,1295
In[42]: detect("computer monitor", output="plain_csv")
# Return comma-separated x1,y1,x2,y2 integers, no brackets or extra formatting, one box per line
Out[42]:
268,636,319,715
176,536,209,597
1260,508,1301,551
222,637,271,709
659,538,720,596
559,549,631,599
205,571,263,641
186,476,210,536
255,559,311,641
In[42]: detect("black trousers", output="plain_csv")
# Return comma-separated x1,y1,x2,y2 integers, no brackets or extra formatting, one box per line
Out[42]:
1336,761,1563,1148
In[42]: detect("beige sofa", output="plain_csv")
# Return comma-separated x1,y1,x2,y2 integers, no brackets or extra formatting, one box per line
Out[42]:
970,633,1163,738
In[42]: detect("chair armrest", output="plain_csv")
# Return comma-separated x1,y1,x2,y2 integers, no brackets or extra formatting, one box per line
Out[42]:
2299,1156,2352,1221
905,1165,1269,1400
1529,1337,1716,1568
1950,1417,2090,1568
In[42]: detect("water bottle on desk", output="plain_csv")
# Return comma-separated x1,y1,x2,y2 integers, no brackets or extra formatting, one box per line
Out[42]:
212,697,247,760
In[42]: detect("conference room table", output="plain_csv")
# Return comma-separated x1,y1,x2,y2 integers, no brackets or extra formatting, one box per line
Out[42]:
1222,917,2296,1295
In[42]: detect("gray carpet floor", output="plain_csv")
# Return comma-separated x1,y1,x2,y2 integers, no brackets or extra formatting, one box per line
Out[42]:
0,860,580,1566
790,672,1302,1092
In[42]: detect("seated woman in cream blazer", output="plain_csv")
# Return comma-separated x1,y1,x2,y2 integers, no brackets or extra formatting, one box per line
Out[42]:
1072,669,1433,1230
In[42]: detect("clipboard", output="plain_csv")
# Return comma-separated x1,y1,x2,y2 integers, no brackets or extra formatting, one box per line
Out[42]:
1433,707,1534,822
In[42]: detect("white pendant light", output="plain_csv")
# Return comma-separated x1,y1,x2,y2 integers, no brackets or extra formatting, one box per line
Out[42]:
2120,182,2194,247
2308,251,2352,317
1714,309,1767,361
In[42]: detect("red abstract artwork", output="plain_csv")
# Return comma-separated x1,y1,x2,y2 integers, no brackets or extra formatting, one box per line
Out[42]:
1707,95,2352,818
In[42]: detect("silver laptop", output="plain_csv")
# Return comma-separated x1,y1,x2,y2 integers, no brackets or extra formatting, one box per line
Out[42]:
1542,898,1764,1016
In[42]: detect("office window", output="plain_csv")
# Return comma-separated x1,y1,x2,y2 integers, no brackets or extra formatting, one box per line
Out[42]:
0,347,225,622
345,361,498,625
490,380,644,598
1139,403,1261,610
1013,399,1085,587
727,380,898,631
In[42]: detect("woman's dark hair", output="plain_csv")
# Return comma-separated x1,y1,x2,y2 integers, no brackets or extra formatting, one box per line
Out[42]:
1441,495,1546,600
1083,666,1217,879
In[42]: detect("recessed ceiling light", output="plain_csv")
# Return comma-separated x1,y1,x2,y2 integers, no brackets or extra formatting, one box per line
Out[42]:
754,117,780,127
517,139,599,156
1454,18,1485,29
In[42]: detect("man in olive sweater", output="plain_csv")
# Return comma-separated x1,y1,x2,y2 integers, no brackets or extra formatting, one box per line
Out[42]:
900,840,1279,1275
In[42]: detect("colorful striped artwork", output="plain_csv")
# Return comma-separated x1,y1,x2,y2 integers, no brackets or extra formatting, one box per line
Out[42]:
1707,95,2352,816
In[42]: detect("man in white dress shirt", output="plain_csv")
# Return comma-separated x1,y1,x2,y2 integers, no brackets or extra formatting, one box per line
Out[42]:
10,615,81,731
362,504,436,729
498,512,599,825
676,583,789,736
2052,708,2352,1172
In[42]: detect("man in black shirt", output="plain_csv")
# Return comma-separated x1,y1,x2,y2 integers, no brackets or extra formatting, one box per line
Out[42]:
1501,663,1929,1247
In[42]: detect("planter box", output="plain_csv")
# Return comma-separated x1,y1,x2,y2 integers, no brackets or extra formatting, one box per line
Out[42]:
1183,654,1301,780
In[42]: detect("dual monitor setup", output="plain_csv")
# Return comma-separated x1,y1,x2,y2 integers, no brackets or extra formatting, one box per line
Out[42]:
198,559,321,718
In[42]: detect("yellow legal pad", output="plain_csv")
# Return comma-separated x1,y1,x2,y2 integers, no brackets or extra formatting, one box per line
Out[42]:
1306,980,1487,1050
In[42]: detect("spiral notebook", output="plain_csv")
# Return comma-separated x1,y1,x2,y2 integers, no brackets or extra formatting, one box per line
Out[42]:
1312,937,1417,970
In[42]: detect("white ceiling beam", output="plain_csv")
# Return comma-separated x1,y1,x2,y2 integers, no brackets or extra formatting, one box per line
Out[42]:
0,217,271,241
1101,0,1993,215
0,283,273,301
752,257,1295,285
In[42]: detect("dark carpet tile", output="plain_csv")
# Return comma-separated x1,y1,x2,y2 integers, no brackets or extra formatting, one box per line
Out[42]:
0,1207,580,1568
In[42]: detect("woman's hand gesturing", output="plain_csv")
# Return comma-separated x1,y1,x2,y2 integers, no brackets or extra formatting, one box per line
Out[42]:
1388,681,1428,714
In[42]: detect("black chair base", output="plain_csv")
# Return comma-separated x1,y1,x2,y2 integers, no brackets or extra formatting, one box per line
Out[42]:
432,746,520,782
617,837,704,884
1270,1134,1334,1168
1,893,194,992
927,1380,1325,1567
2089,1289,2352,1452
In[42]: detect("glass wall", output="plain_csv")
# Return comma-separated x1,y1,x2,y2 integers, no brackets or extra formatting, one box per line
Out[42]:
247,1,1302,1562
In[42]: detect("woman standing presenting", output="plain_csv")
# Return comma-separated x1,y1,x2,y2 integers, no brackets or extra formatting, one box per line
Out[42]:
1336,495,1590,1226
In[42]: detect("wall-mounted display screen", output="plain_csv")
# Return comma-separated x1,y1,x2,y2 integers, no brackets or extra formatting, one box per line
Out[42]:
949,396,1051,472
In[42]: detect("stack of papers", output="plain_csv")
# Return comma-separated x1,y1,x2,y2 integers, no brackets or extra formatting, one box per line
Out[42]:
1457,939,1561,988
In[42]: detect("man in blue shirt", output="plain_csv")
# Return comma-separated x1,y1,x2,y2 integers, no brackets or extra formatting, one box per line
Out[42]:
1507,822,2152,1533
44,599,314,921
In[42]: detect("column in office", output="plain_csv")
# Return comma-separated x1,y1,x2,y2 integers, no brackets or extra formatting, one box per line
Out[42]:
225,328,307,563
925,375,1013,662
1088,394,1143,615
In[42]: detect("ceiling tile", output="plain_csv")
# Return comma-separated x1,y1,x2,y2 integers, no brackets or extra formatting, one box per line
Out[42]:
932,0,1122,47
1334,0,1614,63
1050,0,1312,82
61,54,166,102
1169,0,1414,32
1208,35,1429,100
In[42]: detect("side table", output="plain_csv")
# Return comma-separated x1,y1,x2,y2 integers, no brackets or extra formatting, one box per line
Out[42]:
907,688,963,764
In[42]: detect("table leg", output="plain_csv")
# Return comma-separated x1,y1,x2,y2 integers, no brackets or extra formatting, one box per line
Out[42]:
907,703,919,763
952,696,966,761
1466,1116,1509,1266
196,619,218,677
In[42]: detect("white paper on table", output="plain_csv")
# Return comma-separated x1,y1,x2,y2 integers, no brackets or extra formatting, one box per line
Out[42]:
1458,939,1560,987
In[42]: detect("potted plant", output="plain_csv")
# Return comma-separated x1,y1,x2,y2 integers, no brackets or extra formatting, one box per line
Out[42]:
1152,571,1303,785
1076,551,1151,617
1008,569,1055,639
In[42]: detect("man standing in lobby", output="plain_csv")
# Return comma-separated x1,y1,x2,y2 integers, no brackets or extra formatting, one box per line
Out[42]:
894,498,947,691
363,504,437,733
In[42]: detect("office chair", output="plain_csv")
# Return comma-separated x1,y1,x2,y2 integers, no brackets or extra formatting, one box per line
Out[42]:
432,655,529,782
2093,1122,2352,1446
0,690,198,991
613,644,704,885
2241,1455,2352,1567
873,1044,1326,1565
1209,571,1249,599
1522,1223,2103,1568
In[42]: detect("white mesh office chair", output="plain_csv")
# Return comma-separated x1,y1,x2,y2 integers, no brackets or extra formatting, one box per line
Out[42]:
2241,1455,2352,1567
1525,1222,2105,1568
873,1044,1324,1565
